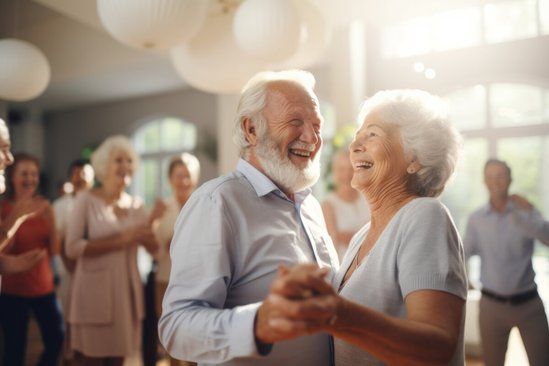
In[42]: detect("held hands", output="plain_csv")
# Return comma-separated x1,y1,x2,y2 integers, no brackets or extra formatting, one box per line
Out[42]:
255,264,340,345
122,225,159,254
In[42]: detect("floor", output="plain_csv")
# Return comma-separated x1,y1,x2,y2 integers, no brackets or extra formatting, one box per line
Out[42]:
22,321,530,366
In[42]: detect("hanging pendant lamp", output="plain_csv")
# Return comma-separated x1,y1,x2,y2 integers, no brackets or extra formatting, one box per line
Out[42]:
97,0,209,50
0,38,51,102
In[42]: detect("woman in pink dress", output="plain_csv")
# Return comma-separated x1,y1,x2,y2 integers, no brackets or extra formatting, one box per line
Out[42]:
65,135,158,366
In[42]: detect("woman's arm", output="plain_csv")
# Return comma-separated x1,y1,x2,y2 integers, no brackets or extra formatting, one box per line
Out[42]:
266,266,465,366
330,290,464,366
0,249,46,275
0,198,48,252
81,225,151,257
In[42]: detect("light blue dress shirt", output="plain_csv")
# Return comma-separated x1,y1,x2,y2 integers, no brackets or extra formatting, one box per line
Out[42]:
159,159,339,366
463,200,549,295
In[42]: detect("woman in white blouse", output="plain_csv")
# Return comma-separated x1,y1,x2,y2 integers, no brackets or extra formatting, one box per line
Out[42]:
152,152,200,366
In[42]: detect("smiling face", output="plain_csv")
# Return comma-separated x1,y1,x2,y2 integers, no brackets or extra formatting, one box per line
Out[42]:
251,81,323,193
349,111,411,197
0,123,14,194
169,162,194,202
484,162,511,201
12,159,40,199
104,149,134,187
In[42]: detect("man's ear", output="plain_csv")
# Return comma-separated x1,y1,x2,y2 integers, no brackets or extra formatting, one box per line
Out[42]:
242,117,259,146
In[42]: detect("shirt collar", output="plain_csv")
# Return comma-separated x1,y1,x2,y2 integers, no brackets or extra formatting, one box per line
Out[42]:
482,199,515,214
236,158,312,204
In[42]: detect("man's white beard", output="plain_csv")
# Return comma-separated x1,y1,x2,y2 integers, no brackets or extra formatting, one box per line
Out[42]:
255,136,321,194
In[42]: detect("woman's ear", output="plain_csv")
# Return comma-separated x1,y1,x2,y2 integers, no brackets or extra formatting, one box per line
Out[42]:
242,117,258,146
406,160,423,174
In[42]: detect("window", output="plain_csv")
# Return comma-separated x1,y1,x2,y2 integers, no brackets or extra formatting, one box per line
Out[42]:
484,0,537,43
491,83,545,127
132,117,197,208
442,83,549,260
445,85,487,131
441,138,488,231
541,0,549,34
381,0,546,59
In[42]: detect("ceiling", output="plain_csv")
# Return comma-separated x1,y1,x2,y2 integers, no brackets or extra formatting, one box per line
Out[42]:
0,0,477,112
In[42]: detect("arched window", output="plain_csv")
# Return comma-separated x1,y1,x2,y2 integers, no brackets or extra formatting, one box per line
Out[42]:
441,82,549,282
131,116,197,207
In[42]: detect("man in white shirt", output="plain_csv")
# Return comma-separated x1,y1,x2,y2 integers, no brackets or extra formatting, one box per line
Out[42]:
159,70,339,366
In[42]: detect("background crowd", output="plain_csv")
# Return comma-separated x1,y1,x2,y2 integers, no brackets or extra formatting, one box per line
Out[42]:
0,69,548,366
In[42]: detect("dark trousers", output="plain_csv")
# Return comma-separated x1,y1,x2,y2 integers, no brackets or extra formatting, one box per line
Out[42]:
0,292,64,366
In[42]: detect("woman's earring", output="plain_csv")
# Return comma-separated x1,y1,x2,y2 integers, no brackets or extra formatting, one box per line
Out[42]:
407,167,415,174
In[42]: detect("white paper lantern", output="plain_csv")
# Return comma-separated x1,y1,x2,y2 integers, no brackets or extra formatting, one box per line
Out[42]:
276,0,332,69
0,39,51,102
171,10,267,94
233,0,302,63
97,0,209,50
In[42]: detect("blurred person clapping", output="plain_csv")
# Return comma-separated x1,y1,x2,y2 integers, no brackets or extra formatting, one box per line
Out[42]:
0,119,47,275
0,153,64,366
65,135,158,366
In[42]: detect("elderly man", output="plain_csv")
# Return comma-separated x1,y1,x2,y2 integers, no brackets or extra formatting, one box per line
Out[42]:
159,70,338,366
0,118,46,276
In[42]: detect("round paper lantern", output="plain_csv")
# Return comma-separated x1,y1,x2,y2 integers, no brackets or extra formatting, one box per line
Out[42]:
171,10,267,94
276,0,332,69
97,0,209,50
233,0,302,63
0,39,51,102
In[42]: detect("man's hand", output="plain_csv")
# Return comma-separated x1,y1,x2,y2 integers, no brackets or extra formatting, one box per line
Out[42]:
510,194,533,210
254,264,339,345
0,249,46,275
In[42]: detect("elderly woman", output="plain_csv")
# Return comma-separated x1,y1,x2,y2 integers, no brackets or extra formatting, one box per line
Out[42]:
152,152,200,366
261,89,468,366
65,135,158,366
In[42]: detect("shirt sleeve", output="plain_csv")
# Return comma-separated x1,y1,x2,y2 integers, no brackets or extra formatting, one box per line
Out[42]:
511,206,549,246
158,190,264,363
65,192,89,259
397,200,468,300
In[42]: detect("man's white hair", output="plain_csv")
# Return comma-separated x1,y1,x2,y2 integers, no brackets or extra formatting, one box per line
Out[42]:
232,69,317,158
